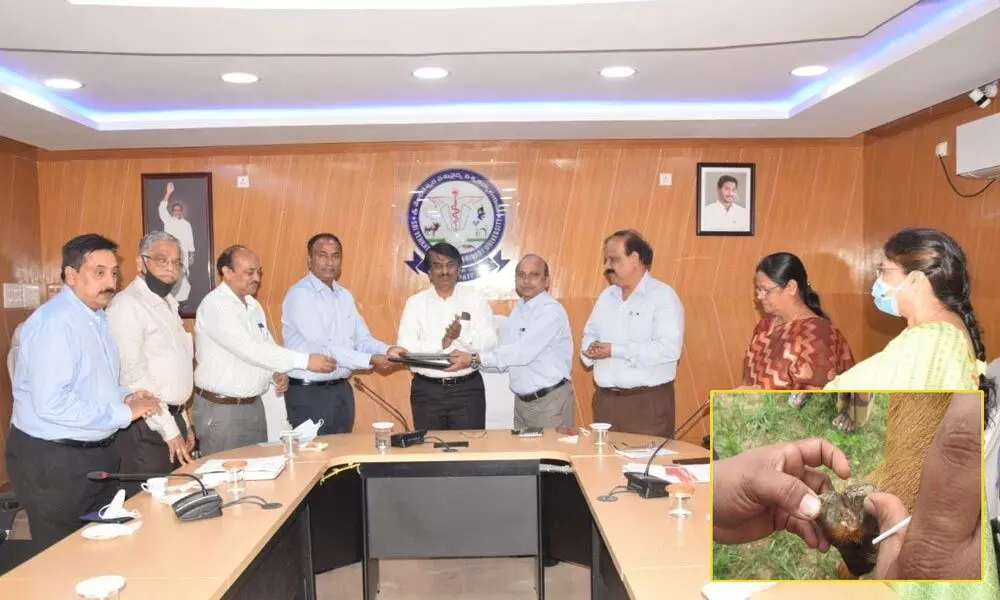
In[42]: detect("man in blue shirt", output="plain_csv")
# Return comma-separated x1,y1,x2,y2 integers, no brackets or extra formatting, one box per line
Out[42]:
447,255,574,428
5,234,162,550
282,234,405,435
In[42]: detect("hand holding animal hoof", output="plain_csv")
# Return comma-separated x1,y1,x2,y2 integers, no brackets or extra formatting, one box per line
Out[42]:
816,482,880,577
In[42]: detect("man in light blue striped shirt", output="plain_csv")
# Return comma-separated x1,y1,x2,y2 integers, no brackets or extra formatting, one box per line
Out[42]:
448,255,574,428
6,234,162,549
282,234,405,434
581,230,684,438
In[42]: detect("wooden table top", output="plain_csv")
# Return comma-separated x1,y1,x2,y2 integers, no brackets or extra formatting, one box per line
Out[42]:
0,428,899,599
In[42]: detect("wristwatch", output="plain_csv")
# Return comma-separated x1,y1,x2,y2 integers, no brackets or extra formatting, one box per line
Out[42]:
470,353,481,370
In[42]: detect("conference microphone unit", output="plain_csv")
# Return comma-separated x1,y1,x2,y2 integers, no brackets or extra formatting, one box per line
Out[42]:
87,471,223,522
624,397,711,499
352,377,427,447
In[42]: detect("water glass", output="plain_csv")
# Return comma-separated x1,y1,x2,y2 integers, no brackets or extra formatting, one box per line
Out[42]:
590,422,611,446
373,421,394,451
222,460,247,496
280,430,300,460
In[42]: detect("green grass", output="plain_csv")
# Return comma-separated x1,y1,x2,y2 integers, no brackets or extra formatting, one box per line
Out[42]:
711,391,888,581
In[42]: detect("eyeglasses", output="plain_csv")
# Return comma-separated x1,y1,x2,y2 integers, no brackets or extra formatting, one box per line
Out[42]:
875,266,905,278
754,284,780,298
142,255,184,270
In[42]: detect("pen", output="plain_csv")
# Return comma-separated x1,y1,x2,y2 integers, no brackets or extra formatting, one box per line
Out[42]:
872,515,911,545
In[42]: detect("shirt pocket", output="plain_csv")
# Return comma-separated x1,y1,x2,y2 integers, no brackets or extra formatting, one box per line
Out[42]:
625,302,656,342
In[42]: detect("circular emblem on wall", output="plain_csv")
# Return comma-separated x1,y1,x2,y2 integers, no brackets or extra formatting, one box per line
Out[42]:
404,168,509,281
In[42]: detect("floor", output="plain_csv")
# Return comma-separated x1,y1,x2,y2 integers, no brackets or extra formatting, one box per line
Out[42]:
316,558,590,600
8,513,591,599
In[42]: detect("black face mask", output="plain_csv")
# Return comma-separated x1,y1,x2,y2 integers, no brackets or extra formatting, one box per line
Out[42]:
141,260,175,298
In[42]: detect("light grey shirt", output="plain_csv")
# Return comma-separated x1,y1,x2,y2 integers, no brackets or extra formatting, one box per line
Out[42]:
580,272,684,389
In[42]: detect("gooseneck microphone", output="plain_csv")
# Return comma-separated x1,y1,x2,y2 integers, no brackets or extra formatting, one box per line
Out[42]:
88,471,223,522
352,377,427,447
352,377,411,431
624,397,711,499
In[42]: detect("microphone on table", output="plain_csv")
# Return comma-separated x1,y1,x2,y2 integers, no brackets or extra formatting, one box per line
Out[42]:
624,397,711,499
352,377,427,447
87,471,223,522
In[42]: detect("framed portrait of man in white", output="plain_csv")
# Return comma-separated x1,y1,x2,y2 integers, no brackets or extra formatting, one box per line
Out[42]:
696,163,755,236
141,172,215,318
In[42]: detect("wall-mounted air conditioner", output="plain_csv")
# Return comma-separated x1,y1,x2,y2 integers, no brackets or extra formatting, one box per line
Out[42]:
956,111,1000,179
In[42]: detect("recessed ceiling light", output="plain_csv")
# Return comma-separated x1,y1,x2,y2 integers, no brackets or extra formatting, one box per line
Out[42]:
412,67,449,80
221,72,259,84
599,66,636,79
791,65,828,77
43,78,83,90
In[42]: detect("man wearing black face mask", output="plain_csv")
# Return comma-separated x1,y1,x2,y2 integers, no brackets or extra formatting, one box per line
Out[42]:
107,232,196,495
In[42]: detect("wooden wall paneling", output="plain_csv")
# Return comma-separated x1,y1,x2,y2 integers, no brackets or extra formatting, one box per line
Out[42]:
516,145,579,300
864,100,1000,359
670,147,744,435
0,148,41,490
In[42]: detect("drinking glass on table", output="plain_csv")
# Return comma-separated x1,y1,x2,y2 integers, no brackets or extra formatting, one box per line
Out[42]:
373,422,394,451
222,460,247,496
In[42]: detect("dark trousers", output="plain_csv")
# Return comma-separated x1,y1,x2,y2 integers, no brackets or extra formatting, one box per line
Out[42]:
285,381,354,435
5,426,120,551
592,381,675,438
116,413,189,498
410,372,486,430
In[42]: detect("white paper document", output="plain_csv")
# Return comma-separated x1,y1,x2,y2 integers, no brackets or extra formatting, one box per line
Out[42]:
622,462,711,483
613,447,678,459
194,456,288,481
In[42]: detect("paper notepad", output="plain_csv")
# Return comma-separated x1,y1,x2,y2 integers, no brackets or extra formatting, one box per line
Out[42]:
194,456,288,481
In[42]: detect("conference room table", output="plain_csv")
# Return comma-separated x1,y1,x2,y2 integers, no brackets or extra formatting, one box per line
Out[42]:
0,429,902,599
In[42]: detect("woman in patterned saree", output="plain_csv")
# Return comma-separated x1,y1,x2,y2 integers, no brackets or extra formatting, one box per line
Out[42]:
825,228,989,431
742,253,855,397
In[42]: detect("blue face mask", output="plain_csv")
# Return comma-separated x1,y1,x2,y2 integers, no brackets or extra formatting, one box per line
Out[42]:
871,277,903,317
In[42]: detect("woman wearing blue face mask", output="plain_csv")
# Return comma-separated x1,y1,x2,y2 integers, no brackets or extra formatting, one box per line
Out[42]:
823,228,994,432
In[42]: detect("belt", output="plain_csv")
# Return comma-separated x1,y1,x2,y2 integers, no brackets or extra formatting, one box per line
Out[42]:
194,387,258,405
413,371,479,386
517,379,569,403
167,404,187,416
289,377,348,387
599,382,671,396
48,433,117,449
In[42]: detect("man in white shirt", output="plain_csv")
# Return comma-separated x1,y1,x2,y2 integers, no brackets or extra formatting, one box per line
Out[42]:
581,230,684,438
107,232,196,494
447,254,574,428
700,175,750,233
398,243,497,430
193,245,336,454
282,233,405,435
158,182,196,302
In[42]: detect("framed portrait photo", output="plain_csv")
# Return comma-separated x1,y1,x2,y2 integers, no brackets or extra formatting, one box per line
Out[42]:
140,172,215,318
696,162,755,236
